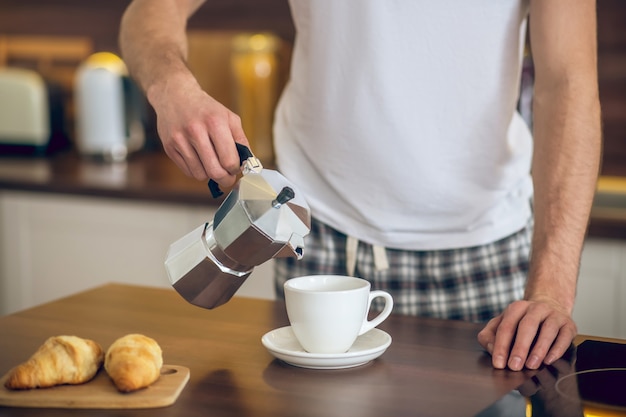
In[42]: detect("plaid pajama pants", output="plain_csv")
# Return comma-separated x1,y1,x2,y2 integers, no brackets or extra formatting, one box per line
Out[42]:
274,217,532,323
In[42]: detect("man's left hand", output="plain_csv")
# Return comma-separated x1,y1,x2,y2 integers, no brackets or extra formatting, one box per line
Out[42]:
477,299,577,371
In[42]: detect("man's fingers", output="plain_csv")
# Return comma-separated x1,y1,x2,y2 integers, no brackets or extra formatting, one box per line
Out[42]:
477,315,501,354
203,117,243,177
168,117,239,186
518,302,577,370
543,321,577,365
228,112,250,151
507,308,546,371
183,121,225,180
489,302,528,370
521,310,565,369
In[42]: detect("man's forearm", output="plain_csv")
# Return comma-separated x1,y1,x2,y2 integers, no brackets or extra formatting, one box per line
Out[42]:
526,75,602,314
119,0,205,95
525,0,602,315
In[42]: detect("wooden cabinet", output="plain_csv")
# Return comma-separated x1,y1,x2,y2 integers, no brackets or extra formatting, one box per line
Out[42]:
597,0,626,177
0,190,275,315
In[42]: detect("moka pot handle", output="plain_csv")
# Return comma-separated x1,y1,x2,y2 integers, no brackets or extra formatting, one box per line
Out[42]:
207,143,254,198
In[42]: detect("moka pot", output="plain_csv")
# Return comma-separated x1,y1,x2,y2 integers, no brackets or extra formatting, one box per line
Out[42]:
164,144,311,309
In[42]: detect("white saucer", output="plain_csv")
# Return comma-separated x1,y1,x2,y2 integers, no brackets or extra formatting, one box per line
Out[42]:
261,326,392,370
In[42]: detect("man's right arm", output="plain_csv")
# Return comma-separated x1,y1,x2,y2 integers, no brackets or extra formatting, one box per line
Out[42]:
120,0,248,185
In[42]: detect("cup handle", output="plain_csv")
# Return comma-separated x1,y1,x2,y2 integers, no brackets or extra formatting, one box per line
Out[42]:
358,290,394,336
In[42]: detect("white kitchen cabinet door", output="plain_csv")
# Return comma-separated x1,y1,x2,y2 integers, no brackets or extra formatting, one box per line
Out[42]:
574,238,625,339
0,191,275,315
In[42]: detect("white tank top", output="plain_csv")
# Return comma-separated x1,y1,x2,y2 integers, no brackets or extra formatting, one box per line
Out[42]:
274,0,533,250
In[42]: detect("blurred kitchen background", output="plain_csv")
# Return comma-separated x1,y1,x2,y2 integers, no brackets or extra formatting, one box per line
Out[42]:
0,1,625,340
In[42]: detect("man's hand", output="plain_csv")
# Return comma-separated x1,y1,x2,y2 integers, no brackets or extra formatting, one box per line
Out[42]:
477,299,577,371
148,73,248,186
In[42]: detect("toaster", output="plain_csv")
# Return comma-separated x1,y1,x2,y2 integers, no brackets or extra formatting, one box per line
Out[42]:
0,67,68,155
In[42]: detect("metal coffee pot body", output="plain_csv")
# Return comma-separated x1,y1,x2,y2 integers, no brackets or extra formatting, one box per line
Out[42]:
165,145,311,309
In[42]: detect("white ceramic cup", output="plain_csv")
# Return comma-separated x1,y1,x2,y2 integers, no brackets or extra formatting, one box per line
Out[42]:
284,275,394,354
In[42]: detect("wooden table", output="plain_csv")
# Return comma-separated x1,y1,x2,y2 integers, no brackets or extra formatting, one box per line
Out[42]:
0,283,556,416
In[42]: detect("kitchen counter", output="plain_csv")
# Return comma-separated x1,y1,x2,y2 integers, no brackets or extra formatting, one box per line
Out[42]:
1,151,625,238
1,283,624,416
0,150,219,206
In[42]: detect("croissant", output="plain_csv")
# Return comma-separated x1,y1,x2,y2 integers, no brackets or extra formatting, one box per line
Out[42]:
4,335,104,390
104,333,163,393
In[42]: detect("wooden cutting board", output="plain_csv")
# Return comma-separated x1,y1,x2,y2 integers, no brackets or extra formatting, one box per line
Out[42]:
0,364,189,409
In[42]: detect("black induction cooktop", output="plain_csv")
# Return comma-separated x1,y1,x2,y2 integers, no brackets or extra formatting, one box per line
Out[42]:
475,340,626,417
